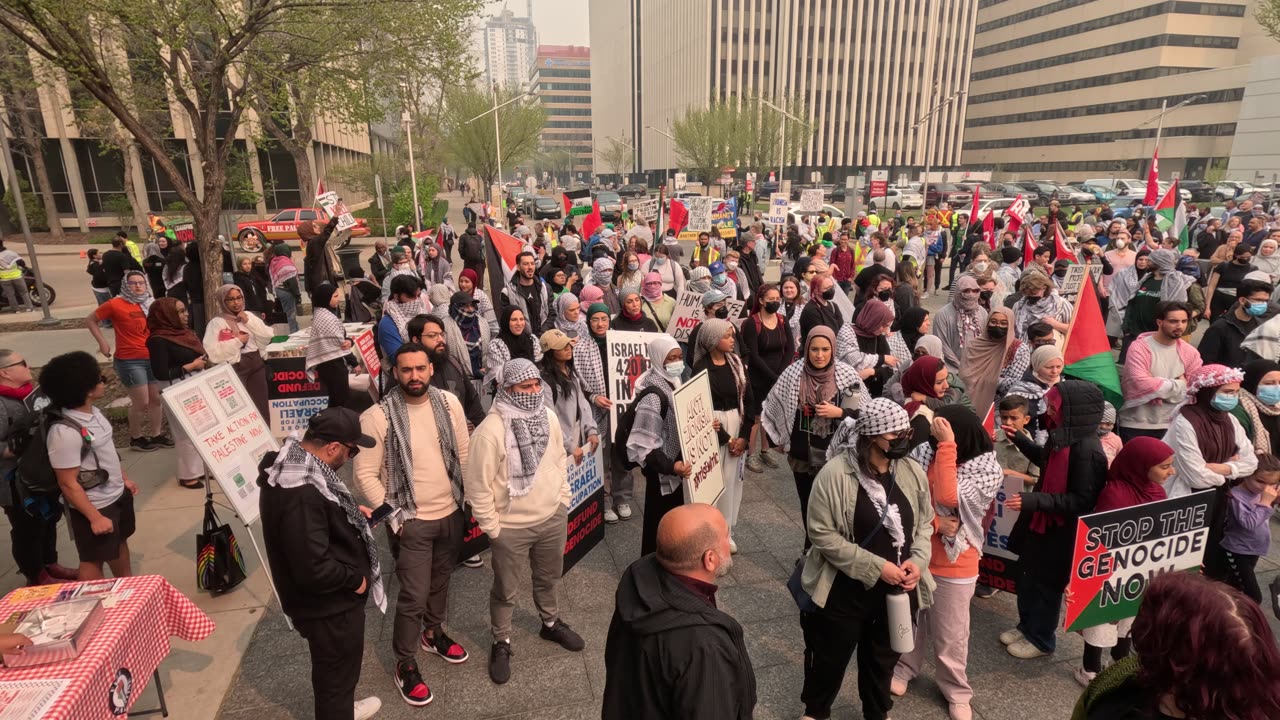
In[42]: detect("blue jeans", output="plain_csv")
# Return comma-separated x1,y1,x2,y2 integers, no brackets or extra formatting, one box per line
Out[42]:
113,358,155,388
1016,570,1063,653
275,286,299,333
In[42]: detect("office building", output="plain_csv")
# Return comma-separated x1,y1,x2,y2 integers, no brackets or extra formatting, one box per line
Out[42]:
590,0,980,185
963,0,1280,181
528,45,593,177
482,5,539,92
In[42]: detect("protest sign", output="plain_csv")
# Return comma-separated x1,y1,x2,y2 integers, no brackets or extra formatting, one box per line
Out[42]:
768,193,789,226
979,473,1027,593
1064,490,1215,632
564,446,606,573
666,290,705,342
1059,263,1087,301
1086,262,1103,287
832,286,855,325
606,330,657,429
265,356,328,438
674,172,687,191
678,198,738,241
673,371,724,506
630,198,659,224
352,328,380,378
800,188,824,213
315,190,356,233
686,196,714,233
160,364,278,525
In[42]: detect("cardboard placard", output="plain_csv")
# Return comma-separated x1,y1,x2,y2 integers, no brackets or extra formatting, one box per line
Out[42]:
316,190,356,233
563,446,606,573
666,290,705,342
160,364,278,525
768,193,789,226
978,473,1026,593
673,370,724,506
800,188,824,213
1064,490,1215,632
686,196,714,233
674,173,687,191
630,198,659,224
1058,263,1087,301
606,330,659,430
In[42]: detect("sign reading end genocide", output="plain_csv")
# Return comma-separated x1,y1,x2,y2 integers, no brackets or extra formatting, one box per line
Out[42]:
1064,490,1215,632
563,446,606,573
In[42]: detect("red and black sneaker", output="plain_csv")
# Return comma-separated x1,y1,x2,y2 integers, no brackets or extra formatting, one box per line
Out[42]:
394,660,433,706
421,629,469,664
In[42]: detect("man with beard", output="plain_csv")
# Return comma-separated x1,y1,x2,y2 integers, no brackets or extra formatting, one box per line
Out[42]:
501,251,550,333
355,343,472,707
407,315,485,429
602,503,755,719
258,407,382,720
1118,301,1202,442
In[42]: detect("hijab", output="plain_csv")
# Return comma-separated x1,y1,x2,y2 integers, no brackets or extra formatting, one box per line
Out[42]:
901,355,945,415
120,269,153,312
554,292,587,338
799,326,838,408
1095,437,1171,512
146,297,204,355
1030,344,1064,385
214,283,244,326
900,306,929,352
592,257,615,287
498,304,536,361
619,289,643,321
459,268,480,296
588,302,611,349
953,275,981,312
693,317,734,367
961,307,1017,417
915,334,944,359
1178,364,1243,464
853,299,894,339
310,283,340,314
934,403,993,464
579,284,605,305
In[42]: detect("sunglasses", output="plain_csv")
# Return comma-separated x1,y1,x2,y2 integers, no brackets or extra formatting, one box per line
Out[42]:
341,442,361,457
0,359,28,370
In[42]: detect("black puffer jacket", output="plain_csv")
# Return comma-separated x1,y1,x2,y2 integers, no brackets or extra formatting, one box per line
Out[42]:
1007,379,1108,589
602,554,756,720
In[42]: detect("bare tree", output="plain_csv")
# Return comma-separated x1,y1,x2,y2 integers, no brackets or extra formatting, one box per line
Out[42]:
0,37,62,238
599,136,633,179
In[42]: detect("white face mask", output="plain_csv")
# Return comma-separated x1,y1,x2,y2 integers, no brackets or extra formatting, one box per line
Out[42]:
664,361,685,379
972,261,989,273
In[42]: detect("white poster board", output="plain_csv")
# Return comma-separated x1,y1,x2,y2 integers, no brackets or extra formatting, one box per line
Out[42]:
832,286,856,325
666,290,705,342
686,196,714,233
160,364,278,525
606,330,658,429
568,445,605,512
673,370,724,505
768,192,789,226
800,188,824,213
315,190,357,233
1059,263,1087,301
630,198,659,224
674,172,687,191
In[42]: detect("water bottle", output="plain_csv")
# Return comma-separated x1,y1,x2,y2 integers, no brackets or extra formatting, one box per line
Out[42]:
886,587,914,654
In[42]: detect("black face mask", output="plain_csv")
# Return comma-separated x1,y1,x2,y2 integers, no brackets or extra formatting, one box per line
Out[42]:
987,326,1007,340
883,435,913,460
822,287,836,301
1054,269,1068,278
714,307,730,319
764,301,781,314
877,290,892,302
980,290,994,302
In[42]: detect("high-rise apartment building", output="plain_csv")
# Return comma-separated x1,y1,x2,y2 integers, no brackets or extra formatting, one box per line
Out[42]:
528,45,593,177
482,5,539,92
963,0,1280,181
591,0,980,184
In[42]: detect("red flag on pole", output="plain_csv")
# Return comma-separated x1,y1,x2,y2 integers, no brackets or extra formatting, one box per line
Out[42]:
1004,194,1027,238
1143,148,1159,205
668,199,689,235
1022,224,1038,268
1053,222,1075,262
981,209,994,246
967,185,981,232
982,403,996,441
581,199,603,239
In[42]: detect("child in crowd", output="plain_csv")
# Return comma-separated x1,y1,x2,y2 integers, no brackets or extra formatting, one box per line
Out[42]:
1097,401,1123,466
995,395,1039,488
1212,453,1280,604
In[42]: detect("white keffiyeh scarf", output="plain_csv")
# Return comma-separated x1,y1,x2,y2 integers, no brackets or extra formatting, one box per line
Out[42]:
909,442,1004,563
492,359,551,497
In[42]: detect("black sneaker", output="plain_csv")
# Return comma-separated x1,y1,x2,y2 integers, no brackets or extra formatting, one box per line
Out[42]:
489,641,512,684
421,629,469,664
129,437,157,453
394,660,433,706
539,620,585,652
149,434,175,448
462,555,483,568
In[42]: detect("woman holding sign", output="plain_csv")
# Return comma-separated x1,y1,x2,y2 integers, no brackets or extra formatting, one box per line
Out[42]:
692,318,755,554
761,326,870,552
146,298,208,489
204,284,273,417
630,335,693,556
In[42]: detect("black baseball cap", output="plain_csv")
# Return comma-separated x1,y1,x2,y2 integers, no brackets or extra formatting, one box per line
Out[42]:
306,407,376,448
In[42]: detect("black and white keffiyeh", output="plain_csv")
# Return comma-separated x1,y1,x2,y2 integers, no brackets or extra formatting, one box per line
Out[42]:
492,359,551,496
384,295,426,343
305,307,347,374
629,335,685,495
265,438,386,612
826,397,912,552
761,359,869,451
909,442,1004,563
379,386,464,529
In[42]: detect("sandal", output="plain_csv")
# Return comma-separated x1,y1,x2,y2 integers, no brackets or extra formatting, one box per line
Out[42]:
178,477,205,490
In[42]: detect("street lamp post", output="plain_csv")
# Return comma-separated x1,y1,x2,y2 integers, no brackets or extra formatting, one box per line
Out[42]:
1133,94,1206,180
644,125,675,190
464,88,536,207
759,98,807,192
912,90,965,213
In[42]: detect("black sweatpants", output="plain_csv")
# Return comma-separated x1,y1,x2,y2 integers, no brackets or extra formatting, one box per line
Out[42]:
294,602,366,720
800,585,900,720
314,357,351,409
792,469,815,551
3,502,60,584
640,470,685,557
1216,549,1262,604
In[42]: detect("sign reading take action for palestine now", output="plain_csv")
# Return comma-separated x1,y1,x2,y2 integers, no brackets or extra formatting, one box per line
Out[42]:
1064,490,1215,632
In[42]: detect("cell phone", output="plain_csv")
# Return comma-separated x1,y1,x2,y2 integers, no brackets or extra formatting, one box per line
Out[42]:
367,503,394,528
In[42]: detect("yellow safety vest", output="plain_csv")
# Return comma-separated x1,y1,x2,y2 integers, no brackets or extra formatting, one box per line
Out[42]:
692,245,720,267
125,239,142,264
0,262,21,280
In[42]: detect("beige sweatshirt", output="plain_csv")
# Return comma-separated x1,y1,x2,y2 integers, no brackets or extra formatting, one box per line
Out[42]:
465,408,570,537
354,393,470,522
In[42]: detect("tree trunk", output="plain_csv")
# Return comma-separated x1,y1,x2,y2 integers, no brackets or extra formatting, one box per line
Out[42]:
196,169,226,323
120,137,149,235
287,141,312,205
15,102,63,240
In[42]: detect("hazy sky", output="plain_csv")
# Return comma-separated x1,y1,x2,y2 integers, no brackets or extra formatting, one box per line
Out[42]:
484,0,590,47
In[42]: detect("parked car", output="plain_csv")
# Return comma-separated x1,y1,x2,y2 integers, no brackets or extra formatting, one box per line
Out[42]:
1006,182,1055,208
594,191,624,221
1054,185,1096,204
1179,180,1215,204
974,196,1018,220
1071,184,1118,203
869,186,923,211
1214,181,1263,201
925,183,973,209
531,196,562,220
787,203,846,228
236,208,365,252
616,184,649,199
757,180,779,195
1083,178,1148,202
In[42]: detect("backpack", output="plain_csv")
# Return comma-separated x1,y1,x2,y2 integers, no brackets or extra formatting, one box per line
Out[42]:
612,385,669,471
11,410,92,516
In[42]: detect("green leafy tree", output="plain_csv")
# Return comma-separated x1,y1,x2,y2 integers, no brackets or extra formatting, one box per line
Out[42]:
735,94,812,181
599,136,633,179
671,99,741,185
0,37,62,238
1259,0,1280,40
442,85,546,202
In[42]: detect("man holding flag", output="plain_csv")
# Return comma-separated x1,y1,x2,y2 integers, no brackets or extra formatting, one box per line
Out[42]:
1152,179,1189,250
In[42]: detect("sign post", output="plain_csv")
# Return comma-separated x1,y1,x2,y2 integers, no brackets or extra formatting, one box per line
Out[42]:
870,169,889,208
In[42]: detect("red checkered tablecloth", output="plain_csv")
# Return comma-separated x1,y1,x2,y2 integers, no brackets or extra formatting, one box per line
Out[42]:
0,574,215,719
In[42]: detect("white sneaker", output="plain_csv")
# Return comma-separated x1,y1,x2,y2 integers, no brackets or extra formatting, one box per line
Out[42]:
1073,666,1097,688
729,537,738,554
998,628,1024,646
1007,639,1049,659
463,555,483,568
354,696,382,720
604,507,619,524
616,503,632,520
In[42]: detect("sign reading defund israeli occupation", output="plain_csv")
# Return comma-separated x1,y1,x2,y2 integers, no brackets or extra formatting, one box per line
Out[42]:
1064,490,1214,632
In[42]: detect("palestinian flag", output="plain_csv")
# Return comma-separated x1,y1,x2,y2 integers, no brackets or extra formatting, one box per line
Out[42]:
483,224,526,302
1062,272,1122,407
563,188,592,217
1153,180,1189,250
